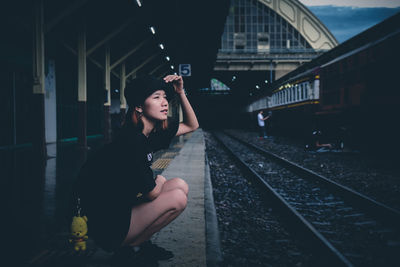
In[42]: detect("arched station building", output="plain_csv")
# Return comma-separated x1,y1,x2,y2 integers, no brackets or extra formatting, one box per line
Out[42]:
197,0,338,128
213,0,337,92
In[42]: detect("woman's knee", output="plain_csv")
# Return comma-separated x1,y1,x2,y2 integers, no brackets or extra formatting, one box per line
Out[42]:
169,178,189,195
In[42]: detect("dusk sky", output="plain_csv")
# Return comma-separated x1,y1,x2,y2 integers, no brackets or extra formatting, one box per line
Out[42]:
298,0,400,43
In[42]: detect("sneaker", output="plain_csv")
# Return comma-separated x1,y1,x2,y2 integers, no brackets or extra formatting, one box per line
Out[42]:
140,241,174,260
111,246,159,267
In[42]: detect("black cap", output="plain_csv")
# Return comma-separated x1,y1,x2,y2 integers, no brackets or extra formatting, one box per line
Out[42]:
125,75,174,107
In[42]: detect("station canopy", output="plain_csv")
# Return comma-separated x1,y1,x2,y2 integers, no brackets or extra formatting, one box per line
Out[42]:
4,0,231,91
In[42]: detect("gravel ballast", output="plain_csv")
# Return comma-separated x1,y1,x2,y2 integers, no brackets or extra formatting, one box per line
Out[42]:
205,130,400,266
226,129,400,212
205,132,313,266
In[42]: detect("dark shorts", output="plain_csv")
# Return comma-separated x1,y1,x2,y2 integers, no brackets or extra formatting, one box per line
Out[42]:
83,200,132,252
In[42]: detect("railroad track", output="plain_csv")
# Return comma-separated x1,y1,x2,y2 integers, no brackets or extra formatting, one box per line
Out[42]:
213,131,400,267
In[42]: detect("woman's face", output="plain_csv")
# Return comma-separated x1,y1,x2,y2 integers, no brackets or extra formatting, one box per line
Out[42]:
142,90,169,121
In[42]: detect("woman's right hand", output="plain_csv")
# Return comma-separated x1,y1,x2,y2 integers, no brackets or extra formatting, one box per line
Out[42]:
155,175,167,185
164,75,184,95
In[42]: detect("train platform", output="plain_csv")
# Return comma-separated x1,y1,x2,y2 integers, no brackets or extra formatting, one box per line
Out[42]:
11,129,221,266
151,129,220,267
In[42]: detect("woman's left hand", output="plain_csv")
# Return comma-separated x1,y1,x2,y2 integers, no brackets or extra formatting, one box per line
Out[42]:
164,75,184,94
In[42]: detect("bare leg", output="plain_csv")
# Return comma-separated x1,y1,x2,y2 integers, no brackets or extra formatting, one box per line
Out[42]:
131,178,188,244
122,187,187,246
161,177,189,195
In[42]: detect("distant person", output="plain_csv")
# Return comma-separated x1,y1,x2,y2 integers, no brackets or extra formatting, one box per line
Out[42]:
73,75,199,265
257,110,270,139
305,130,332,151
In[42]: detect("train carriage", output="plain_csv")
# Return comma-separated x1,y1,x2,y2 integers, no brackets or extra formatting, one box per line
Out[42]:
246,12,400,152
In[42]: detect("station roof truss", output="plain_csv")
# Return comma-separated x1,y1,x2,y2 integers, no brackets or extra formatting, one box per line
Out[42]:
6,0,231,91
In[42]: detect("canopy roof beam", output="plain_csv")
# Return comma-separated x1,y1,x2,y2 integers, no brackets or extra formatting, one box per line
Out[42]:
149,62,168,75
45,0,90,33
126,52,160,79
87,18,134,56
110,38,150,70
61,41,120,79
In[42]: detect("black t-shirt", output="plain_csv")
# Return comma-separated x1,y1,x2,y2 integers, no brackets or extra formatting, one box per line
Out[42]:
74,121,178,251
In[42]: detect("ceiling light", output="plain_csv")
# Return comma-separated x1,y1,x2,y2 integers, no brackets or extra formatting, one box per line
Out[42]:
170,65,174,69
159,44,164,50
136,0,142,7
165,56,170,61
150,27,155,34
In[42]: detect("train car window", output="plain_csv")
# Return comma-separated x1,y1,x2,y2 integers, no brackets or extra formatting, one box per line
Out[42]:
298,84,302,100
286,90,289,103
301,84,304,99
292,87,294,102
292,87,295,101
304,85,307,99
283,90,285,104
287,89,289,103
283,91,285,104
300,86,303,100
291,87,294,102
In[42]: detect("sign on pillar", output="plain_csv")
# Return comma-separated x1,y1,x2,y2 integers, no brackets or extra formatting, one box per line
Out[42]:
179,64,191,76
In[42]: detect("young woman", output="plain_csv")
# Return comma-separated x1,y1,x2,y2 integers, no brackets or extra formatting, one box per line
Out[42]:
73,74,199,264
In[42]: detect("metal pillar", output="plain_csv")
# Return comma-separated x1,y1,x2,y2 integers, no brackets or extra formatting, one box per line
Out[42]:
77,19,87,153
104,44,112,143
270,60,273,83
120,63,127,125
32,0,46,159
